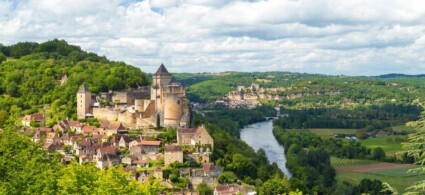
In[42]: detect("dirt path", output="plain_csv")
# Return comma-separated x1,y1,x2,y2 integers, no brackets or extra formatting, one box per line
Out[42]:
336,163,415,172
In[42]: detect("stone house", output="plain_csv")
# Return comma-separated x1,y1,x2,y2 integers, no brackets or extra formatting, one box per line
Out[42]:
177,125,214,150
164,145,183,166
82,125,96,135
140,140,161,153
42,143,57,153
53,120,71,133
31,128,53,143
94,146,120,169
117,135,131,148
45,132,59,146
22,113,45,127
137,167,163,183
122,155,138,166
68,121,83,133
214,184,255,195
130,145,143,156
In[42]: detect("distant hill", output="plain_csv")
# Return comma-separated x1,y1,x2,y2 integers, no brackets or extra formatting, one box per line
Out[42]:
374,73,425,79
175,72,425,108
0,39,149,126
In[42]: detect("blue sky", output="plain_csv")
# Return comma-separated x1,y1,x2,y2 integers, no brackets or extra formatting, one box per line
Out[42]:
1,0,425,75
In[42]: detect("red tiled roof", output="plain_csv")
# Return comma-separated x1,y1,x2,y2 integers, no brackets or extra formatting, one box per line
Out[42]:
83,125,95,132
164,145,182,152
140,140,161,146
99,146,118,155
100,120,110,128
68,121,82,127
23,113,45,122
108,122,124,130
203,163,219,172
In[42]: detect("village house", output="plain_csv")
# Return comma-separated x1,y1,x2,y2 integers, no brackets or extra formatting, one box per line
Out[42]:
214,184,256,195
68,120,83,133
116,134,132,148
42,142,57,153
180,163,223,178
22,113,45,126
129,139,141,148
94,145,120,169
130,145,143,156
177,125,214,150
53,120,71,133
82,125,96,135
140,140,162,153
45,132,59,146
122,155,150,168
164,145,183,166
137,167,163,183
31,128,53,143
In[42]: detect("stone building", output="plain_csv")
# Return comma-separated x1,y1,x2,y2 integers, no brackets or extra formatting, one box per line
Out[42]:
177,125,214,150
77,64,190,129
164,145,183,166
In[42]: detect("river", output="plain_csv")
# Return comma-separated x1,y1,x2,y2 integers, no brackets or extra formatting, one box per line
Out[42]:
240,120,292,177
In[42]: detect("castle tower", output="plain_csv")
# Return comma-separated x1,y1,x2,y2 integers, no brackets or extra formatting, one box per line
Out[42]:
77,84,92,119
151,64,173,111
163,93,183,126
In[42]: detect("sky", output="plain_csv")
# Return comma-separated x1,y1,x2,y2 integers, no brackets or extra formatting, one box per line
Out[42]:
1,0,425,75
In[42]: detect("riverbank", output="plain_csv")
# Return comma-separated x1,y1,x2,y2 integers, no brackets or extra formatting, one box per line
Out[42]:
240,120,292,177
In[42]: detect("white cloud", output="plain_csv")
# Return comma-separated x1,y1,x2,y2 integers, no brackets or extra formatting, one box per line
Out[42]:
1,0,425,75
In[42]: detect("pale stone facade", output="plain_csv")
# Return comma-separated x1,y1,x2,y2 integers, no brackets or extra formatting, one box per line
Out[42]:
164,145,183,166
177,125,214,150
76,64,190,129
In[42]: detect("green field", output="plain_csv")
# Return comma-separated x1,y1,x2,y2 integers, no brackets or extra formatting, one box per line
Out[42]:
336,171,425,193
359,135,406,156
371,166,423,177
308,128,358,137
331,157,378,167
336,166,425,193
392,124,415,132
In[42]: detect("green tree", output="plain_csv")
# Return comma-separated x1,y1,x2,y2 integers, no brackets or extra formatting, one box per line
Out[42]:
156,114,161,130
196,183,213,195
0,51,6,63
403,111,425,192
6,81,19,97
372,147,385,160
261,176,291,195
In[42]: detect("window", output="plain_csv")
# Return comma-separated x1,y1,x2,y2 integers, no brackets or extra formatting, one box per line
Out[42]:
177,100,180,105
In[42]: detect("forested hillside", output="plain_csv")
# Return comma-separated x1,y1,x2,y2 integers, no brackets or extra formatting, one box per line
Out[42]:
174,72,425,109
0,40,149,127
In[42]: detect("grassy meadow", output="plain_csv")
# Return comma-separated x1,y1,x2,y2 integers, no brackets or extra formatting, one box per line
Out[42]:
336,166,425,193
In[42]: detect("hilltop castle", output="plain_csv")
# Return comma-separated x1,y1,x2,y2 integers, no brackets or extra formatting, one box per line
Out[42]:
77,64,190,129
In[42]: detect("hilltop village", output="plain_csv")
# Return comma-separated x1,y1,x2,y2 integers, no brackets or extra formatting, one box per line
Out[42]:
21,64,254,194
216,83,340,109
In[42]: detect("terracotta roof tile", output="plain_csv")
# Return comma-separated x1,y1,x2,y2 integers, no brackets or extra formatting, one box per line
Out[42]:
140,140,161,146
164,145,182,152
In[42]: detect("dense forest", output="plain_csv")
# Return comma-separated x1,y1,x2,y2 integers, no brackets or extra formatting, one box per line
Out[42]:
275,104,421,135
0,39,149,128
